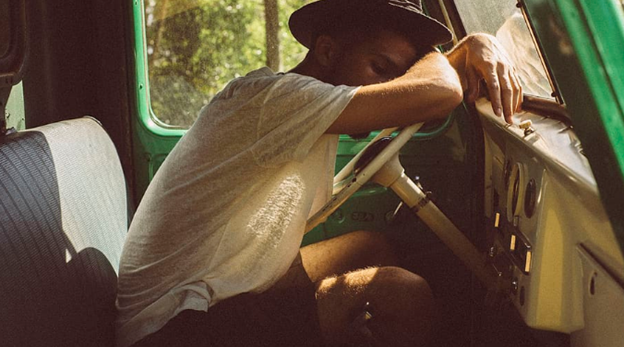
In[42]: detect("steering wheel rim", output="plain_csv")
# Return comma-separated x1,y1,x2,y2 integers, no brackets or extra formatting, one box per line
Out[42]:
305,122,424,233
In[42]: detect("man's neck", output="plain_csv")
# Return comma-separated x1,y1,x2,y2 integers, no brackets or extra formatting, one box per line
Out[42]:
289,58,330,84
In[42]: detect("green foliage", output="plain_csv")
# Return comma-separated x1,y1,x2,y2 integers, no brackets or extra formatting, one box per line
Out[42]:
145,0,311,127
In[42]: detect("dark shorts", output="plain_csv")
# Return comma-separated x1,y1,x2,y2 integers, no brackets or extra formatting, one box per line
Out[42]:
132,255,324,347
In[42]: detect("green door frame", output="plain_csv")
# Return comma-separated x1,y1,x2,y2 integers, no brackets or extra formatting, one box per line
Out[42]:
523,0,624,250
128,0,185,203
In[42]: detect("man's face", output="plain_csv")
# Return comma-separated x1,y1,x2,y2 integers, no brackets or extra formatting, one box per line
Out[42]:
327,29,419,86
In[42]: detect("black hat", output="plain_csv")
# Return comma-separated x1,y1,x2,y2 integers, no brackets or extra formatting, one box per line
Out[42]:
289,0,453,49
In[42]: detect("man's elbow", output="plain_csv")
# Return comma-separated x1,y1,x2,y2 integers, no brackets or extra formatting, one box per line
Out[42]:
445,78,464,108
419,52,464,118
431,77,463,119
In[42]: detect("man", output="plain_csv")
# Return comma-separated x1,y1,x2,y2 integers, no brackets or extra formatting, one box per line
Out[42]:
116,0,522,346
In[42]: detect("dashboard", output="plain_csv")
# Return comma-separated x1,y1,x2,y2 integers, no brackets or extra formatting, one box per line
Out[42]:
477,99,624,344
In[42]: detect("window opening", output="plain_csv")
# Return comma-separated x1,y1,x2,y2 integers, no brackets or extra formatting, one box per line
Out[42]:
144,0,311,128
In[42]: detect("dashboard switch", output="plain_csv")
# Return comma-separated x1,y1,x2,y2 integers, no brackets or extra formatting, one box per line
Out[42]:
525,250,532,273
519,120,535,136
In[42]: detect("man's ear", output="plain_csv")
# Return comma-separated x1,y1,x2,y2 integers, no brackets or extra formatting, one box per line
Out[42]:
312,35,340,68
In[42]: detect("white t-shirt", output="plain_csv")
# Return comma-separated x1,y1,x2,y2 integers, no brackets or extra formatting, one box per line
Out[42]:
115,67,358,347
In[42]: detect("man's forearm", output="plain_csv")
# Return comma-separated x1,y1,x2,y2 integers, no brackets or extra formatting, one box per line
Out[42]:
327,52,463,134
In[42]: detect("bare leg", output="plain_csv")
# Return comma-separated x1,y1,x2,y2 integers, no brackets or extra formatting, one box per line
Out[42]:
300,230,399,282
298,231,435,346
316,266,435,347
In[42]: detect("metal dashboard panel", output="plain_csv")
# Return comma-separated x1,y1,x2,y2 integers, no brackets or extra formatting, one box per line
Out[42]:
572,245,624,347
477,98,624,335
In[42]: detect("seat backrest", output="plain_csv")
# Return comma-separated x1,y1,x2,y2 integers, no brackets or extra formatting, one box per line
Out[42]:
0,117,127,346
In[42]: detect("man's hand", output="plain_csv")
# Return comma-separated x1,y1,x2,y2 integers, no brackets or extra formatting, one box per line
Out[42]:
447,33,522,124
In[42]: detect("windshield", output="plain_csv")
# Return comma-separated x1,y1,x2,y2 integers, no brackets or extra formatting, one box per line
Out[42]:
453,0,555,100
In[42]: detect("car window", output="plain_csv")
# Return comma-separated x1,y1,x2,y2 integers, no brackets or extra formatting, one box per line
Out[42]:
144,0,311,128
453,0,555,100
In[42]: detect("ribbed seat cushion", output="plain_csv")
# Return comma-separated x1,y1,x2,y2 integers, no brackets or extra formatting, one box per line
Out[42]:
0,117,127,346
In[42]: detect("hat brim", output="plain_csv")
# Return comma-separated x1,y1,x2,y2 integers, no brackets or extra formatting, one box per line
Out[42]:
289,0,453,49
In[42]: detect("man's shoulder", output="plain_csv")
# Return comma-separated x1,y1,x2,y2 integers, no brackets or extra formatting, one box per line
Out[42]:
244,66,277,78
213,67,284,101
214,67,331,104
237,67,321,88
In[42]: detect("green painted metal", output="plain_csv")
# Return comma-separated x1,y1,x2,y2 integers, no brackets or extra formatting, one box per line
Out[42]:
572,0,624,171
523,0,624,249
131,0,187,137
5,82,25,131
129,0,184,201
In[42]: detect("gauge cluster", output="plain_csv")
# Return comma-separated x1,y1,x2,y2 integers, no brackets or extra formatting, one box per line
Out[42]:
502,161,535,274
486,145,543,308
487,151,542,309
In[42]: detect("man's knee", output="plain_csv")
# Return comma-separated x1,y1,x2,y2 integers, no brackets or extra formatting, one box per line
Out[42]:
368,267,435,346
359,267,435,330
316,266,435,347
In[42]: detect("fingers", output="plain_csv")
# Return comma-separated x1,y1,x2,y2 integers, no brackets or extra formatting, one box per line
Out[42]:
511,68,523,113
504,66,523,123
483,58,522,124
460,34,523,123
498,64,514,124
465,65,480,103
481,63,502,118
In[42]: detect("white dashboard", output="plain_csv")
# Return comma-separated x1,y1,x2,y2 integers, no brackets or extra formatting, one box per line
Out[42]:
476,98,624,345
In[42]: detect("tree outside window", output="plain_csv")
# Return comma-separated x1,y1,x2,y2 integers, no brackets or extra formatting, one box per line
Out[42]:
145,0,311,127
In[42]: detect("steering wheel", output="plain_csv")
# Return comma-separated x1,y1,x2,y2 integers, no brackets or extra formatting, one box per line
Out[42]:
305,122,424,233
305,122,502,292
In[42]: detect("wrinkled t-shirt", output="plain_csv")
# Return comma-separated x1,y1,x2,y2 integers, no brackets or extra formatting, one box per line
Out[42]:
115,67,359,347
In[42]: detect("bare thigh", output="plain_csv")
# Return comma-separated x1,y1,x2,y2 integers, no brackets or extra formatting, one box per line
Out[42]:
300,230,399,283
315,266,435,347
298,231,436,346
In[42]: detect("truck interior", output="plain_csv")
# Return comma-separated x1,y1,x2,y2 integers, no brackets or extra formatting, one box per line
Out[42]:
1,0,623,346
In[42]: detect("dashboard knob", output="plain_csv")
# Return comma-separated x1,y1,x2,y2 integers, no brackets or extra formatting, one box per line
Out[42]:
519,120,533,130
519,120,535,136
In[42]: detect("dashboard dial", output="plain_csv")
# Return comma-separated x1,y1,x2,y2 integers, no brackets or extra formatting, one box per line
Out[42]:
507,163,526,221
524,179,537,218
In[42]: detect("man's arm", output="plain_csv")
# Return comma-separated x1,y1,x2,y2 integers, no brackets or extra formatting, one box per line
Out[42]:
326,52,463,134
327,33,521,134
